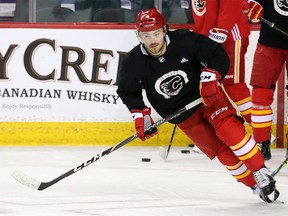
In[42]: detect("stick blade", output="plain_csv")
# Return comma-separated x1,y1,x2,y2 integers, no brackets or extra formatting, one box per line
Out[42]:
12,170,41,190
159,146,168,160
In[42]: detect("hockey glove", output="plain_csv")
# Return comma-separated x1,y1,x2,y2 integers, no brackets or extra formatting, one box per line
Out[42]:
131,107,158,141
208,27,229,43
199,68,226,107
242,0,263,23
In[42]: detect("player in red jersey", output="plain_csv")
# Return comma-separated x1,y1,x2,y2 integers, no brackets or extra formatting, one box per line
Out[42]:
117,8,279,202
242,0,288,160
190,0,252,125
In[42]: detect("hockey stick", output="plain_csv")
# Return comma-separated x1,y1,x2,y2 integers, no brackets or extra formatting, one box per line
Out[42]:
12,98,202,191
260,17,288,37
159,124,177,160
272,158,288,177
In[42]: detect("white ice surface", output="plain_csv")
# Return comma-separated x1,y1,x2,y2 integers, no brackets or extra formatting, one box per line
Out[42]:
0,146,287,216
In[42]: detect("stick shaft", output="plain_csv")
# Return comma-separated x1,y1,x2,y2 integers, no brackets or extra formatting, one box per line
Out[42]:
260,17,288,37
272,158,288,177
167,125,177,155
14,98,202,190
159,124,177,160
40,135,137,190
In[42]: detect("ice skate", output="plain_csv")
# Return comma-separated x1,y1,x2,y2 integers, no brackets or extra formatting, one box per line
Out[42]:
252,167,279,203
257,140,271,161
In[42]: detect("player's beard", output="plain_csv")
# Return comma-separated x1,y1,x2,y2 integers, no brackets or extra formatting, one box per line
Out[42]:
147,41,166,57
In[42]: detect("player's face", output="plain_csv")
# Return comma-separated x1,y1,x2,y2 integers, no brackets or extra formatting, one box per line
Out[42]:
138,28,166,57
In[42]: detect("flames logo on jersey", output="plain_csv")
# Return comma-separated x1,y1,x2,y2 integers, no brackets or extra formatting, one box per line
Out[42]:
155,70,189,99
278,0,288,8
275,0,288,15
192,0,206,16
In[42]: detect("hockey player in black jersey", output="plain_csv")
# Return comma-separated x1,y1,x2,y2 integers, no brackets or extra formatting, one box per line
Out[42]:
117,8,279,202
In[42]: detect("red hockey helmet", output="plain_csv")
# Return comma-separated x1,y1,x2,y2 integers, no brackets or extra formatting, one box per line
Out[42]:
135,8,166,32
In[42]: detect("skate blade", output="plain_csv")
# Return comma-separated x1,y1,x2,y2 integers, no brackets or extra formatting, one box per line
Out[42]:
265,189,280,203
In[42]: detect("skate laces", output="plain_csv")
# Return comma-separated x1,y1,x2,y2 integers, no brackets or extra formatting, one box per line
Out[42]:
253,167,272,189
251,185,261,196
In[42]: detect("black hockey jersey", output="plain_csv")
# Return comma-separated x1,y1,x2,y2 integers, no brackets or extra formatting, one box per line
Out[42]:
257,0,288,49
117,29,230,124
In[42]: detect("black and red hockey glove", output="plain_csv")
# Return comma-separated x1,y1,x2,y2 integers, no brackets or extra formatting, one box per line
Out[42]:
130,107,158,141
242,0,264,23
199,68,226,107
